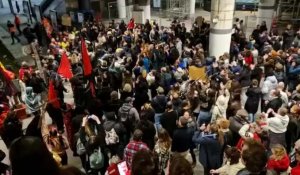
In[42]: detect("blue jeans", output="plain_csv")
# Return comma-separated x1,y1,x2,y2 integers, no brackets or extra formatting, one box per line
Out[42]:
154,113,163,131
197,111,212,126
248,113,255,123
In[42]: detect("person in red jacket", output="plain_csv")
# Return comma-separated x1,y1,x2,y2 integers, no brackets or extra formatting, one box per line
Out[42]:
14,14,22,35
291,148,300,175
267,144,290,174
127,18,135,31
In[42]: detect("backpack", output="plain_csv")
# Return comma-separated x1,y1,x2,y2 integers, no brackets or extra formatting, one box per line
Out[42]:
105,127,119,145
119,107,133,132
89,147,104,170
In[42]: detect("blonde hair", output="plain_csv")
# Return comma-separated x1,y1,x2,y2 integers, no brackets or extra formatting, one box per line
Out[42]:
271,144,287,160
123,83,132,92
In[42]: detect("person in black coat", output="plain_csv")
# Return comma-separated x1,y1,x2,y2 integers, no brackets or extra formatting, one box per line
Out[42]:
237,64,251,88
103,112,127,159
265,90,283,116
245,79,262,122
135,113,156,150
171,117,193,155
160,102,178,138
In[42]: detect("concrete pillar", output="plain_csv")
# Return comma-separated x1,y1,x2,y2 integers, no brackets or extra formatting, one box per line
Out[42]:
138,0,151,21
189,0,196,17
257,0,276,32
209,0,235,59
78,0,90,11
117,0,126,19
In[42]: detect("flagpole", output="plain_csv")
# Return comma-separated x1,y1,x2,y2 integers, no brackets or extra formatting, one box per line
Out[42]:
31,41,45,82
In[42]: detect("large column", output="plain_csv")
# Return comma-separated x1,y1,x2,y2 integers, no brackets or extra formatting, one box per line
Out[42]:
78,0,90,11
189,0,196,17
117,0,126,19
209,0,235,59
257,0,276,32
138,0,151,21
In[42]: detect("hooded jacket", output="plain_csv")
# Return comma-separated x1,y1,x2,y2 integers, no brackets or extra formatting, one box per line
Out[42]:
25,87,40,113
262,75,278,100
267,114,289,133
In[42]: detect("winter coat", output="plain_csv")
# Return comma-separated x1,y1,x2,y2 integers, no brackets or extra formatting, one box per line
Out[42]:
262,76,278,100
245,87,261,114
193,131,222,169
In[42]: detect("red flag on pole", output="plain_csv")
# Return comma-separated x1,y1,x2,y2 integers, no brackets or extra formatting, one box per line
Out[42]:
81,39,92,76
57,52,73,79
48,81,60,108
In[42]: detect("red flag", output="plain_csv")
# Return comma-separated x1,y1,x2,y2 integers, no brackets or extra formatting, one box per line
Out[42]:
48,81,60,108
81,39,92,76
0,66,17,96
57,52,73,79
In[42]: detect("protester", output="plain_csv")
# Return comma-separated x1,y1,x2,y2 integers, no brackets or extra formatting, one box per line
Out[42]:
2,11,300,175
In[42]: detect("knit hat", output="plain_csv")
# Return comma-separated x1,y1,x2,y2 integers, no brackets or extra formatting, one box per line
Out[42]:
236,109,248,118
156,86,164,94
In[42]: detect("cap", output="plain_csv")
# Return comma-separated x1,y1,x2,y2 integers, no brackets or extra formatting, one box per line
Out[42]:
236,109,248,118
156,86,164,94
125,97,134,103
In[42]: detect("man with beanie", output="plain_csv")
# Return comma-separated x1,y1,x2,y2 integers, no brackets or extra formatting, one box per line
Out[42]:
229,109,250,145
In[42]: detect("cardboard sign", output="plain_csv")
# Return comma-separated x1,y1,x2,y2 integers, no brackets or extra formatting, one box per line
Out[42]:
61,14,72,26
189,66,207,81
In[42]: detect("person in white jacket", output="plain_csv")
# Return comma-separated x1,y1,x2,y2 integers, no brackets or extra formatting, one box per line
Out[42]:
262,73,278,101
266,107,289,148
210,147,245,175
211,84,230,123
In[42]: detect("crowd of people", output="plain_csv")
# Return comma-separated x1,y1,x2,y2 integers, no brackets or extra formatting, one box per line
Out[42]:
1,12,300,175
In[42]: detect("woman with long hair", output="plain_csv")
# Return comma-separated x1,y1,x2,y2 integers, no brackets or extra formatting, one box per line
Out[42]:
154,128,172,175
193,123,224,175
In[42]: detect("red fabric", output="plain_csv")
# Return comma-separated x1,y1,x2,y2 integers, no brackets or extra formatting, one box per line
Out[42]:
57,52,73,79
62,104,74,149
124,141,149,169
107,163,120,175
89,81,96,97
18,67,32,80
14,16,20,25
81,39,92,76
48,81,60,108
0,66,17,96
236,133,261,150
127,20,135,30
0,105,9,128
291,163,300,175
244,55,253,65
267,154,290,172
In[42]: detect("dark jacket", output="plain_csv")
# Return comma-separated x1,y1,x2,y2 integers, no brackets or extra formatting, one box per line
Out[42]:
245,87,261,114
238,67,252,87
160,110,178,138
171,127,193,152
151,95,167,113
103,119,127,158
135,120,156,150
265,97,283,113
193,131,222,169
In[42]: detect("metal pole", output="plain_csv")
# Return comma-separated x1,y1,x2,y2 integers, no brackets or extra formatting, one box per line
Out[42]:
8,0,14,14
0,0,4,8
31,41,45,82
